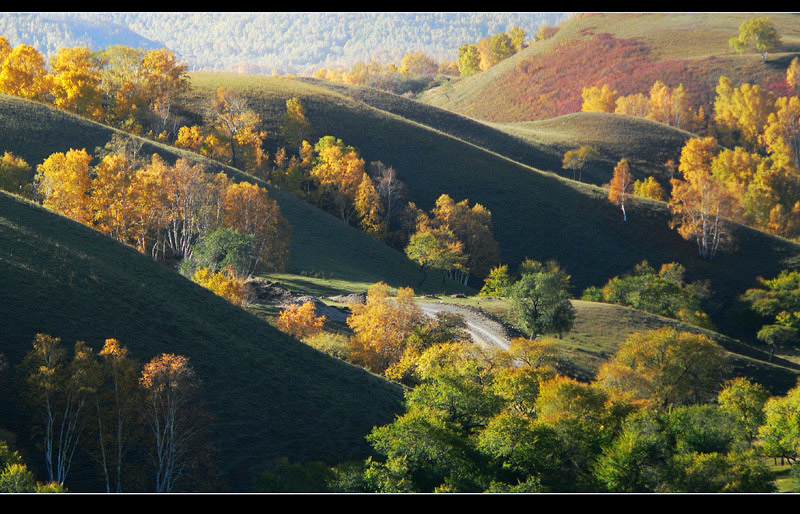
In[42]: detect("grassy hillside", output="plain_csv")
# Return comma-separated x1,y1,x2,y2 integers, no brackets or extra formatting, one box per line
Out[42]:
419,13,800,123
297,79,694,186
450,296,800,395
0,93,465,296
0,190,406,491
180,72,800,346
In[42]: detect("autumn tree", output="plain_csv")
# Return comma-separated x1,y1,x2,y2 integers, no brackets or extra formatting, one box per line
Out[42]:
21,334,101,486
562,145,598,182
405,224,466,286
278,301,328,340
34,148,93,225
96,45,150,131
730,16,781,62
633,176,666,201
713,76,776,150
192,266,249,306
581,84,617,113
370,161,408,241
428,194,500,283
762,95,800,170
140,48,190,138
347,282,425,374
93,338,143,493
596,327,730,408
669,137,743,260
282,97,311,152
788,57,800,91
0,151,33,198
48,46,104,120
221,180,290,274
139,353,209,493
488,33,515,64
158,157,223,260
608,158,633,222
615,92,650,118
478,264,513,297
90,138,147,246
0,43,49,100
310,136,367,224
399,52,438,77
208,87,265,171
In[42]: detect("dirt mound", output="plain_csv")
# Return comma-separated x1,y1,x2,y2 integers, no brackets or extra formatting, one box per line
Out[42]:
327,292,367,305
245,278,350,323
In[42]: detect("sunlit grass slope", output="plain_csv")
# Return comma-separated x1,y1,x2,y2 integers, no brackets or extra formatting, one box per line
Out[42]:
0,190,404,490
450,296,800,395
420,13,800,123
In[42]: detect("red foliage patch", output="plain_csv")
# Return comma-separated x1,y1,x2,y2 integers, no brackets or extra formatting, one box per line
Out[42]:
468,34,789,123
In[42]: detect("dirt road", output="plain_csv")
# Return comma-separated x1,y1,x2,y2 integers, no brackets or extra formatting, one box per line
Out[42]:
417,301,512,350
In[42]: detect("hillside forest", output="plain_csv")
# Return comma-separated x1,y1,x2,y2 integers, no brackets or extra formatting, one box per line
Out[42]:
4,13,800,493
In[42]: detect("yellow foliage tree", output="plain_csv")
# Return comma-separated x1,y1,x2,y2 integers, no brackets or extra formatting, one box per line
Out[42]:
632,176,665,201
48,46,103,120
0,44,49,100
277,301,327,340
714,76,776,150
347,282,424,374
35,148,93,224
581,84,617,113
669,137,743,259
191,266,248,306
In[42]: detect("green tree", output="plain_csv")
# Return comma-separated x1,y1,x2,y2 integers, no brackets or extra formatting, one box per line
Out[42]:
180,227,255,278
508,262,576,339
478,264,513,297
582,261,713,329
742,269,800,360
457,44,481,76
730,16,781,62
717,377,770,444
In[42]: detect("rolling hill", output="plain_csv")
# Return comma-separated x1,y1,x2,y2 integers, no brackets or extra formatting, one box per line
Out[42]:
176,72,800,345
420,12,800,123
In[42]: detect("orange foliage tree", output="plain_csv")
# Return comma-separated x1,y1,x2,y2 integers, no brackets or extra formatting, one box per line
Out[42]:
277,301,327,340
608,158,633,222
669,137,743,259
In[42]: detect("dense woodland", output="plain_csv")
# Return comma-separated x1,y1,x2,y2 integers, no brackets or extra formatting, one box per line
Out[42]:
3,13,800,493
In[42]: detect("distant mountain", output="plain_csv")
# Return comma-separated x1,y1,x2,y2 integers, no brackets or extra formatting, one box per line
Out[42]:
0,12,572,73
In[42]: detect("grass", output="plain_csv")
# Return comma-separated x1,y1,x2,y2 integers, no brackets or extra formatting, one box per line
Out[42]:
0,187,409,491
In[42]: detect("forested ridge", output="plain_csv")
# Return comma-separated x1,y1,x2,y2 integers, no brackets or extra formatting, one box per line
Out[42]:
0,12,570,74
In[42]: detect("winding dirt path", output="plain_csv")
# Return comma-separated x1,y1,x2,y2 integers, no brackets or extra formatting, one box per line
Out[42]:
417,301,512,350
